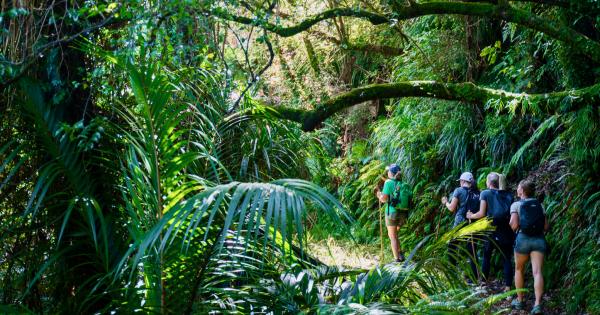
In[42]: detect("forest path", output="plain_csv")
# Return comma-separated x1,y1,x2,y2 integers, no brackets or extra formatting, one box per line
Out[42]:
309,237,567,314
308,236,383,269
484,280,566,315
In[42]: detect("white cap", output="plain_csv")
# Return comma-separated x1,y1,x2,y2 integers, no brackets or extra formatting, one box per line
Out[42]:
457,172,474,183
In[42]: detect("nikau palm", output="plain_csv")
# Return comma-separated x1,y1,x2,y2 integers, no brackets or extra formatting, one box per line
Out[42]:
0,53,503,313
5,0,598,312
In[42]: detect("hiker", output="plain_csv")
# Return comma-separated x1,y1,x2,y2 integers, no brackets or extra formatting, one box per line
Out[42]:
466,172,514,291
509,180,549,314
376,163,411,262
441,171,479,280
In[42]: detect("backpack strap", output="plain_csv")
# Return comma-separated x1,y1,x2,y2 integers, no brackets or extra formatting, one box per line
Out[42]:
386,199,390,215
386,180,397,215
457,186,470,218
460,186,471,201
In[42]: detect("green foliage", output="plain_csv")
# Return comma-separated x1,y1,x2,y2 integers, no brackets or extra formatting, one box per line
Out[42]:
3,0,600,313
544,186,600,313
262,220,502,314
300,6,600,313
0,56,358,313
480,41,502,65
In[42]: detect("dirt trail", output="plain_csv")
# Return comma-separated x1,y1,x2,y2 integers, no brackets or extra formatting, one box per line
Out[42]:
483,279,567,315
309,238,568,314
308,237,382,269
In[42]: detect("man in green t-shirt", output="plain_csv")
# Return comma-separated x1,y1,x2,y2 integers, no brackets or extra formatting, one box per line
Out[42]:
376,163,411,262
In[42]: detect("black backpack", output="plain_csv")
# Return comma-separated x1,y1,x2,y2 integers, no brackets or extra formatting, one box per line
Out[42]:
519,199,545,236
458,187,480,221
488,190,513,226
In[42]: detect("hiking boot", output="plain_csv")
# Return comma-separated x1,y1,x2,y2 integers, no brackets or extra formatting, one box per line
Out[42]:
531,304,543,315
511,298,525,310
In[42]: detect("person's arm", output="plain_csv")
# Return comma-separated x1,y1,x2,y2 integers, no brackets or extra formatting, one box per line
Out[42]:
509,202,520,231
510,212,519,231
378,180,392,203
441,196,459,213
467,199,487,219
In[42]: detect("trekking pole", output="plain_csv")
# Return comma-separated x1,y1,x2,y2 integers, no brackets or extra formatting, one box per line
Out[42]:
379,200,384,263
468,217,477,280
468,218,474,250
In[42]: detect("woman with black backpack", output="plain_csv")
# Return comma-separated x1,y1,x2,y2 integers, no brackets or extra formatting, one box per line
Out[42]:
509,180,549,315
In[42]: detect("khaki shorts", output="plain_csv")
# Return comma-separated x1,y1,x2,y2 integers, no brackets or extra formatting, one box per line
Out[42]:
386,210,407,227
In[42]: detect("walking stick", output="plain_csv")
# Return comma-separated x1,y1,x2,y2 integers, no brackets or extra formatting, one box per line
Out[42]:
468,217,477,280
379,200,384,263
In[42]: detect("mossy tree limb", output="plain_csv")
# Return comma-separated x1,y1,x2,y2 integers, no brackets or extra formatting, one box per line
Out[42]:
269,81,600,131
208,1,600,63
208,7,389,37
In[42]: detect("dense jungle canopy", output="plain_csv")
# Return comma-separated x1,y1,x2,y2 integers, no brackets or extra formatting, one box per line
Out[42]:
1,0,599,314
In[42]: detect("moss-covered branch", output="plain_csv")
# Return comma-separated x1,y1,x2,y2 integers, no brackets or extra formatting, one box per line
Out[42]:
209,1,600,63
270,81,600,131
395,2,600,62
208,7,389,37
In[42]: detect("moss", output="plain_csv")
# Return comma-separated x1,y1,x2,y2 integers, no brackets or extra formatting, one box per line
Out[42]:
270,81,600,131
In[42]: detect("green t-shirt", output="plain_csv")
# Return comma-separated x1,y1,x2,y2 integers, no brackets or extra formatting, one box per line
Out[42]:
383,179,402,214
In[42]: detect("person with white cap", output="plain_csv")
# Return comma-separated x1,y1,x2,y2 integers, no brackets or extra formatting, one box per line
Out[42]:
441,171,480,280
442,172,478,227
376,163,411,262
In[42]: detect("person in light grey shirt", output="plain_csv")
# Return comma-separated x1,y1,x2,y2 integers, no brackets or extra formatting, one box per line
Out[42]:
509,180,549,315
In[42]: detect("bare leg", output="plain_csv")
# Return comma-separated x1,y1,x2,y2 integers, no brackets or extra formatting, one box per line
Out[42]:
396,225,402,254
530,251,545,306
387,225,399,260
514,252,529,302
